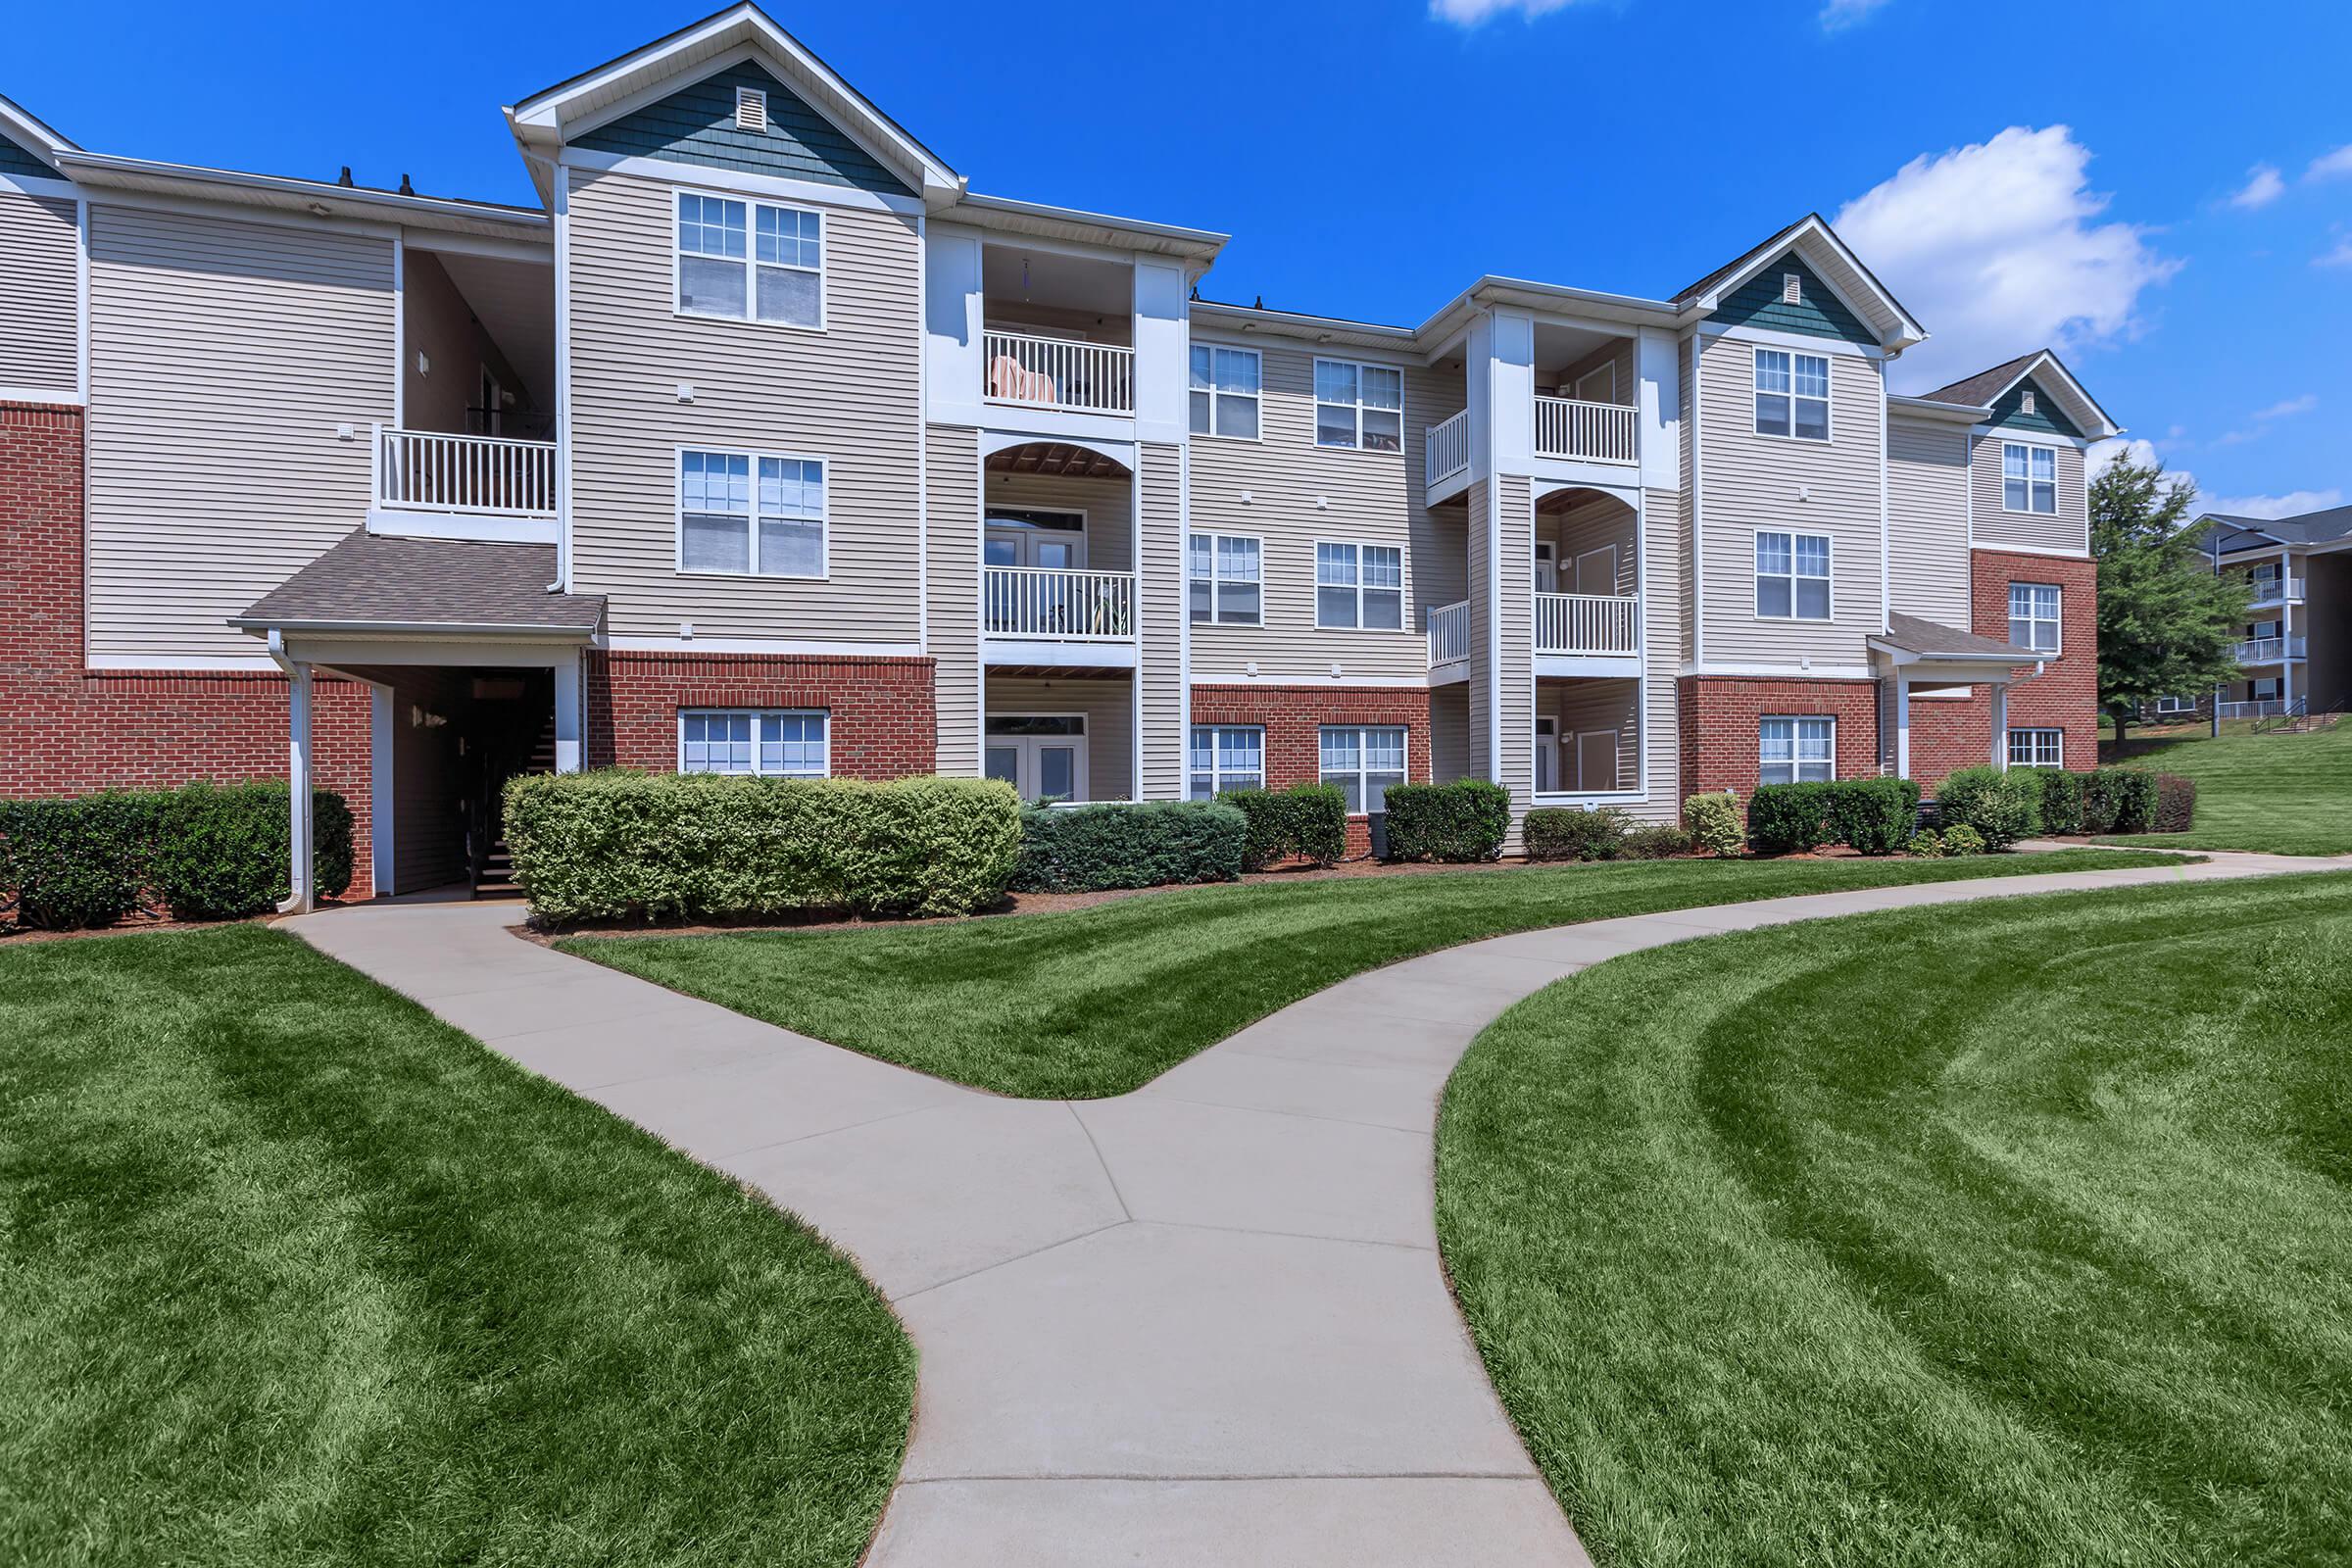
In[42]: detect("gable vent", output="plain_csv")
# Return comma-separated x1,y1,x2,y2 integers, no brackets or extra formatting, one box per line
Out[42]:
735,86,768,132
1782,272,1802,305
2020,389,2037,416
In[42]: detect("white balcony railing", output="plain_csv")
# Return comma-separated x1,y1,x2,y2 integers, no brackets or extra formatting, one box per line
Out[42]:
982,566,1136,641
1426,409,1470,485
982,329,1135,416
2247,576,2306,604
2217,699,2288,718
2234,635,2306,663
1534,592,1639,656
374,425,556,516
1427,599,1471,666
1532,396,1638,465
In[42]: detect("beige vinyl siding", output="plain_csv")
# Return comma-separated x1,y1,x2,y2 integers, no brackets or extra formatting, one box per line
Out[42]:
0,191,78,396
1539,679,1638,791
984,469,1132,570
1639,485,1681,822
1970,430,2088,555
564,166,922,642
984,675,1133,801
1136,441,1184,800
1553,337,1635,405
1695,332,1885,664
1886,413,1971,625
1495,473,1535,843
402,250,535,435
86,204,393,664
1542,494,1639,597
1430,681,1471,783
1186,341,1463,682
926,423,981,775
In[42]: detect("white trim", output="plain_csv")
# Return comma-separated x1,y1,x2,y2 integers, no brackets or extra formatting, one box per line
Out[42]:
1690,336,1705,666
1188,342,1265,443
1698,319,1885,360
368,682,397,896
553,166,574,591
71,184,408,242
1974,426,2086,452
1188,675,1438,691
1998,440,2060,515
982,711,1092,803
367,508,559,545
1751,527,1834,620
914,212,929,657
1749,345,1833,443
0,172,80,200
0,385,82,406
1757,712,1837,785
1315,721,1411,815
84,653,278,671
1970,539,2092,561
672,443,830,578
982,637,1138,669
1187,528,1266,627
977,428,1139,468
677,706,832,778
1877,360,1889,631
399,226,552,265
2005,725,2064,769
74,194,88,404
1310,356,1407,453
1186,722,1266,799
390,233,406,428
1685,217,1926,346
670,184,827,333
2008,580,2063,657
1680,661,1878,680
1311,537,1409,632
607,634,924,657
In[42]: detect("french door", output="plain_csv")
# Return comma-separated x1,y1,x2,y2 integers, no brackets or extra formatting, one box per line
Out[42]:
984,714,1088,804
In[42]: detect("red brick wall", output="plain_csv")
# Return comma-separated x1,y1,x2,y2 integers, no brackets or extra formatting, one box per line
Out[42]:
586,651,938,778
1902,550,2100,787
1191,684,1433,856
1908,695,1992,786
0,402,377,896
1675,677,1881,806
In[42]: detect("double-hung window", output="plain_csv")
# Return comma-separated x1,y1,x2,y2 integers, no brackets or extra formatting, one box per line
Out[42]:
2007,727,2063,768
676,191,823,327
1188,725,1264,800
1319,725,1407,812
679,709,829,777
1755,531,1831,619
2002,443,2057,514
1315,542,1403,629
1753,348,1830,440
1313,359,1404,451
2008,582,2061,653
678,449,826,576
1758,717,1834,785
1187,532,1262,624
1189,346,1261,439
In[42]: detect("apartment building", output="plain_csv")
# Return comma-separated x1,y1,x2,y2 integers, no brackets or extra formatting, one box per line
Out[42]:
0,5,2113,903
2192,503,2351,719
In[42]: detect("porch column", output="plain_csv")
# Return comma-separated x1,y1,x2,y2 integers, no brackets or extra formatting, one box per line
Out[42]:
1989,683,2009,769
553,653,582,773
1893,674,1911,779
282,661,315,914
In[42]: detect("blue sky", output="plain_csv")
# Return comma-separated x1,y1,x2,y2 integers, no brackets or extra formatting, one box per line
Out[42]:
15,0,2349,516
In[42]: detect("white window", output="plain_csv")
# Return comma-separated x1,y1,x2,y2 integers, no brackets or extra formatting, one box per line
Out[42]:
2156,695,2196,714
2007,727,2064,768
1753,348,1830,440
1188,532,1262,624
1315,541,1404,629
1313,359,1404,451
679,710,828,777
1320,724,1408,813
1755,531,1832,619
1758,716,1835,785
1189,345,1261,439
2008,582,2061,653
678,449,825,576
2002,443,2057,514
676,191,822,327
2251,677,2281,700
1188,725,1264,799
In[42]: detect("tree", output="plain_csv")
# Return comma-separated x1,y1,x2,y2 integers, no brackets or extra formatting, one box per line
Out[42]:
2090,455,2252,756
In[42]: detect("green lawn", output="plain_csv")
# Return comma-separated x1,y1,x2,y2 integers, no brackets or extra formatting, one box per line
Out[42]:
564,850,2175,1099
2101,718,2352,855
0,925,912,1568
1438,872,2352,1568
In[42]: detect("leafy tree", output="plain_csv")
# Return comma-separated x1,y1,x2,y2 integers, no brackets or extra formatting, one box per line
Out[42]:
2090,455,2251,755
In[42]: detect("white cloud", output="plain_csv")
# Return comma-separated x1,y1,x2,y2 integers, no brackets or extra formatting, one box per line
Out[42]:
2252,394,2317,420
1820,0,1892,29
2306,145,2352,182
2230,164,2284,209
2087,437,2340,521
1836,125,2181,392
2316,234,2352,269
1428,0,1580,24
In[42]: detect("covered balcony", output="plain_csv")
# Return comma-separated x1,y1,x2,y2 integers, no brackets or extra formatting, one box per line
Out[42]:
1531,320,1638,466
2235,634,2307,663
981,441,1138,668
1533,484,1641,674
980,243,1135,418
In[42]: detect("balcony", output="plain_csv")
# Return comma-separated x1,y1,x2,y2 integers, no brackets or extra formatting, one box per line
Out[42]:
983,566,1137,666
983,329,1135,416
1426,410,1470,486
2234,635,2306,663
2248,576,2306,605
2217,699,2289,718
1427,599,1470,669
1533,396,1637,466
368,425,557,542
1536,592,1639,656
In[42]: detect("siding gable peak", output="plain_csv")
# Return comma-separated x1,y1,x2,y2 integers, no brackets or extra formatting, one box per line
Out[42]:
571,60,915,199
0,128,55,180
1985,375,2082,439
1705,252,1877,347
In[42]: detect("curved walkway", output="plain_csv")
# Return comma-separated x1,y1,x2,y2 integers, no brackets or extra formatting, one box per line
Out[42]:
283,849,2338,1566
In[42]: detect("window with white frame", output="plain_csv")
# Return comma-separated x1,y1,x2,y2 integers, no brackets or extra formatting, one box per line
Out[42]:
678,709,828,776
2007,727,2064,768
1189,345,1261,439
1319,724,1407,812
1755,531,1832,619
2009,582,2061,653
676,191,822,327
1753,348,1830,440
1187,532,1262,624
1188,725,1264,799
1758,716,1834,785
1313,359,1404,451
2156,694,2196,713
2002,443,2057,514
1315,541,1404,629
678,450,825,576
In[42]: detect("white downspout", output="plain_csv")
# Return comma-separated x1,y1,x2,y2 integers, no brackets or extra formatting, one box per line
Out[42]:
267,629,315,915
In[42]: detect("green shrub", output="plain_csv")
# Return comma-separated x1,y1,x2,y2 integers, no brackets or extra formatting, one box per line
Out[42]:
149,780,355,920
1684,793,1744,857
1940,823,1987,856
1220,783,1348,869
1622,824,1695,859
1010,801,1246,893
1903,828,1947,858
1934,766,2040,852
2081,768,2161,834
1382,780,1510,862
1745,782,1834,856
2037,768,2086,835
1825,778,1918,857
2153,772,2198,834
1525,806,1633,861
0,791,158,930
504,770,1021,924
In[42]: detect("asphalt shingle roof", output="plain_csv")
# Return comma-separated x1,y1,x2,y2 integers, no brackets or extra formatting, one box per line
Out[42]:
1921,351,2048,408
234,530,605,634
1880,612,2038,662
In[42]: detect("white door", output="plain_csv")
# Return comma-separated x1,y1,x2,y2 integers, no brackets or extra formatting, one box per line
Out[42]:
984,716,1088,803
1576,730,1618,792
1533,541,1557,594
1574,545,1618,597
1534,717,1559,794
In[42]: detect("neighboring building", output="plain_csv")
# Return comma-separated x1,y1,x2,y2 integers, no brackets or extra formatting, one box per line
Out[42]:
2191,503,2352,719
0,6,2114,902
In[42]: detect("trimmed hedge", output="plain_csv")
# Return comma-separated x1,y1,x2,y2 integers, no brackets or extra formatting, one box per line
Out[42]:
0,792,156,930
1623,824,1695,859
1219,783,1348,870
1825,778,1920,857
1940,823,1987,856
2082,768,2161,834
1746,782,1834,857
2153,772,2198,834
1684,793,1744,857
1525,806,1633,861
1936,766,2041,851
1382,780,1510,862
2037,768,2086,836
1010,801,1246,893
504,770,1021,924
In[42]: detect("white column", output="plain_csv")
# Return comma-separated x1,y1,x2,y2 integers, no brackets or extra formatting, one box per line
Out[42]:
1894,674,1911,779
553,654,582,773
1989,682,2008,769
369,684,396,898
282,662,315,914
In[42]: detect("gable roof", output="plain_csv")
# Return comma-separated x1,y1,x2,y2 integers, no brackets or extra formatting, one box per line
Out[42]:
0,92,77,179
1676,214,1927,352
233,532,605,637
2194,503,2352,555
1923,348,2120,439
507,2,961,208
1876,612,2037,662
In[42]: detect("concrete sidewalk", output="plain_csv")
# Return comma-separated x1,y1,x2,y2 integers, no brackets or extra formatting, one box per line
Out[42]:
282,848,2340,1566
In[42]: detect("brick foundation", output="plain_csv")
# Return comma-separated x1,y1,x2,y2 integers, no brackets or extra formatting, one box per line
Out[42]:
1191,684,1433,855
585,650,938,778
1675,676,1882,807
0,401,378,897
